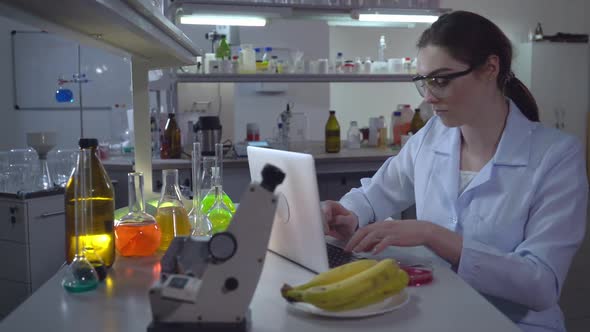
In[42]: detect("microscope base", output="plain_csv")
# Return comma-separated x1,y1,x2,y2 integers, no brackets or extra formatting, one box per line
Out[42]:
147,310,250,332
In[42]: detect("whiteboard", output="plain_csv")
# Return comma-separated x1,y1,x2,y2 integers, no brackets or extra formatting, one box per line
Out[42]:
12,31,132,111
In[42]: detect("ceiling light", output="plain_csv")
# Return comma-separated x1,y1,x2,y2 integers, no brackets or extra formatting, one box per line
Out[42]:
358,13,439,24
180,15,267,27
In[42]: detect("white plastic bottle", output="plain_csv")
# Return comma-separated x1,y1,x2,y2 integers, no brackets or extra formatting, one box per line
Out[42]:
335,52,344,73
239,44,256,74
347,121,361,149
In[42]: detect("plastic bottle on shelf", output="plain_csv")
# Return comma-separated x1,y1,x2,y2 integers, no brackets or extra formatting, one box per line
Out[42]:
268,55,279,74
399,104,414,135
378,115,387,147
391,111,403,146
239,44,256,74
335,52,344,73
364,57,372,73
262,47,273,63
403,57,412,73
378,35,386,62
215,36,231,60
347,121,361,149
353,57,362,73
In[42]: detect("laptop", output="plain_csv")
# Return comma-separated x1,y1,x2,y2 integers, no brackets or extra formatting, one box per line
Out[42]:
247,146,362,274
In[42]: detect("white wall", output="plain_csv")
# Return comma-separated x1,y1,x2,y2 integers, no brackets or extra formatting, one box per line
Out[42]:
0,16,121,150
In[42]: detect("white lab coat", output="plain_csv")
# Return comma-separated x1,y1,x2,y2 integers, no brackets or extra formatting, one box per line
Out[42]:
340,100,588,332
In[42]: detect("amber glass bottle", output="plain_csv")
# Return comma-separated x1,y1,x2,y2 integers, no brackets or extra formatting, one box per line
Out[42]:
410,108,425,134
65,138,115,268
325,110,341,153
161,113,181,159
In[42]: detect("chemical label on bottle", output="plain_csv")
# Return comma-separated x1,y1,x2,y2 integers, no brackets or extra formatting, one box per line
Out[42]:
326,131,340,138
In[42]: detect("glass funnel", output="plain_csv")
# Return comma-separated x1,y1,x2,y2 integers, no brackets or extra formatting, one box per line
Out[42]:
188,143,211,238
115,172,161,256
155,169,191,251
62,149,99,293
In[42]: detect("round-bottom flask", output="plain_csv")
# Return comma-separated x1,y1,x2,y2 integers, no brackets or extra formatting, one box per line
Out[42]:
115,172,161,256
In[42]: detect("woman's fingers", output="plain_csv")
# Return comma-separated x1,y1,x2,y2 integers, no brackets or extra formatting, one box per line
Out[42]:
372,235,396,255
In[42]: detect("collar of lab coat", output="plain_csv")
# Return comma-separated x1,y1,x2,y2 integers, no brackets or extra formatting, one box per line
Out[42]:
431,99,535,201
432,99,535,167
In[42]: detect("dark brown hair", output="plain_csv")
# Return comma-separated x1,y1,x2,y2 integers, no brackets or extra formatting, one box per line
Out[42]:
417,11,539,122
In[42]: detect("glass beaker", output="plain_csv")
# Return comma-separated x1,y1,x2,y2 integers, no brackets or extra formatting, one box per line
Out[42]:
155,169,191,251
115,172,161,256
62,149,99,292
188,143,211,238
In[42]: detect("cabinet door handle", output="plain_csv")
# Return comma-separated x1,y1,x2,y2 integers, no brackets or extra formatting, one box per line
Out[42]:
40,211,65,218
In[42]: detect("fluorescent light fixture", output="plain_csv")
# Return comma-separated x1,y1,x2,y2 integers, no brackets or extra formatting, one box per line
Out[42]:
180,15,267,26
358,13,439,24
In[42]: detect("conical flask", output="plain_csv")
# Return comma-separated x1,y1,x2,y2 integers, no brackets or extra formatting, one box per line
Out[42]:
62,149,99,293
155,169,191,251
200,143,235,215
188,143,211,238
115,172,161,256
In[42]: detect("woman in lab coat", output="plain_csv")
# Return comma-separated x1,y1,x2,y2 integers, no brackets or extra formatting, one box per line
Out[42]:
322,11,587,332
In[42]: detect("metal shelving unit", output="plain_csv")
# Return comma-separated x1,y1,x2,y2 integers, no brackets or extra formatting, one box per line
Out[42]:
175,73,415,83
0,0,200,68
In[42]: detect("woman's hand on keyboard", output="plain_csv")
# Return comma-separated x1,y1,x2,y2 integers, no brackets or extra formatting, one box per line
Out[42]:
321,200,359,241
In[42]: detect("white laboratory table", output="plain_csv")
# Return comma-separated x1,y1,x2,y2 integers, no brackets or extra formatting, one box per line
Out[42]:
0,250,520,332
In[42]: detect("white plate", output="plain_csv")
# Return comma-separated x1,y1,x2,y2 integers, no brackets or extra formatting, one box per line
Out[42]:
287,289,409,318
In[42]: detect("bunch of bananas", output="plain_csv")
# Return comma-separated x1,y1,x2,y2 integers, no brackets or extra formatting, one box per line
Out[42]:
281,258,408,312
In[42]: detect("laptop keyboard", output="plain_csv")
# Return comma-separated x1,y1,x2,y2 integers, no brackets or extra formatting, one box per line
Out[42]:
326,243,358,268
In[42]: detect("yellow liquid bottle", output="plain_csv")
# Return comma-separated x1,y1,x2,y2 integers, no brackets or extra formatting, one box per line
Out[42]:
155,169,191,251
65,139,115,268
325,110,341,153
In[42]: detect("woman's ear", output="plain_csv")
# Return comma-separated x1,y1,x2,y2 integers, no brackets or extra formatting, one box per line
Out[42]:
481,54,500,82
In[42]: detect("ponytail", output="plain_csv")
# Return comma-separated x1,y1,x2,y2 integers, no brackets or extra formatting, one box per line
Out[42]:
504,76,540,122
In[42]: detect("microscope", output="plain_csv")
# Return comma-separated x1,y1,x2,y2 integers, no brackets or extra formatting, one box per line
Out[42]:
147,164,285,332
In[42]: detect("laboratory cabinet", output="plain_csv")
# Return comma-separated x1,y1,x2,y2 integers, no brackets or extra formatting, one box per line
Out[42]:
0,192,65,319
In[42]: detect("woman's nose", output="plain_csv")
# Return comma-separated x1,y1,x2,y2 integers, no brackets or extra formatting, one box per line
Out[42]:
423,88,440,104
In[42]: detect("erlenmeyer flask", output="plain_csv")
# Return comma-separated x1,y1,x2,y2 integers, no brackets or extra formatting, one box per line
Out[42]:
200,144,235,215
62,149,99,293
155,169,191,251
115,172,161,256
188,143,211,238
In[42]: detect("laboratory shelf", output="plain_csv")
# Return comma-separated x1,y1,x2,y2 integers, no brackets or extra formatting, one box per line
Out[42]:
175,73,415,83
0,0,200,68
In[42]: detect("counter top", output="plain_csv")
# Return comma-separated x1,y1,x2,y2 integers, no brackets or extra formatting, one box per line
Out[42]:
102,144,399,172
0,248,519,332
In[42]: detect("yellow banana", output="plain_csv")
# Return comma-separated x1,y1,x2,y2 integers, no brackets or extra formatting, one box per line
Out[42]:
321,268,409,312
289,258,400,308
281,259,378,299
